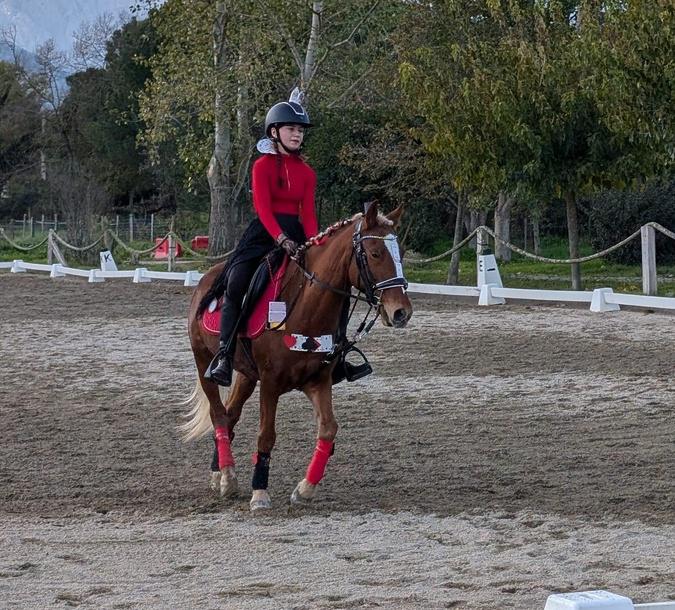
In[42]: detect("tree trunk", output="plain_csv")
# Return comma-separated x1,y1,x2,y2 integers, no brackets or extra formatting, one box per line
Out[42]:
463,209,484,250
532,218,541,255
302,2,323,89
494,191,514,262
208,2,234,255
447,191,466,285
564,190,582,290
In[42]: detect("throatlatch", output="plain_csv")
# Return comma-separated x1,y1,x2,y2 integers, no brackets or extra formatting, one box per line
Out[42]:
306,439,335,485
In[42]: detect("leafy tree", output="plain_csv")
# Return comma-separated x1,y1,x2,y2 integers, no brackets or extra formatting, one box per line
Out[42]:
398,0,674,288
138,0,391,254
62,17,159,210
0,61,41,197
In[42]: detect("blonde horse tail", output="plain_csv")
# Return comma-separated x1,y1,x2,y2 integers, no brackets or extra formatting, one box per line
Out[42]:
178,378,214,442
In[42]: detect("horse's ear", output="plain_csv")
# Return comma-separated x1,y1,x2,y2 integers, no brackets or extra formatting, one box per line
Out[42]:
364,200,378,229
387,205,404,229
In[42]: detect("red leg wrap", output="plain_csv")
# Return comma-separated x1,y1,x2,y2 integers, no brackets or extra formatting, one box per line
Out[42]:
305,438,334,485
215,426,235,469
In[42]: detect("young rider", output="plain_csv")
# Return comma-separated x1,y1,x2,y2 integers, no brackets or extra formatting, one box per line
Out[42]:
207,96,318,386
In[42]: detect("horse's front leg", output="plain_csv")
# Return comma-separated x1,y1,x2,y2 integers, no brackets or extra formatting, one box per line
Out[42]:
292,377,337,505
249,381,280,511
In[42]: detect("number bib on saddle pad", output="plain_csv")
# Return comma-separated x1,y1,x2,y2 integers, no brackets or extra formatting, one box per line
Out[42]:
201,255,290,339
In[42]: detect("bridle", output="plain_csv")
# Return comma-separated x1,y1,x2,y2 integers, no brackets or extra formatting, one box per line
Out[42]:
286,218,409,355
351,219,409,307
292,219,408,307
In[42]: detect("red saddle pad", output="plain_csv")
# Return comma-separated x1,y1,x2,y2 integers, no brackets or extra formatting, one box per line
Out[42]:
201,257,290,339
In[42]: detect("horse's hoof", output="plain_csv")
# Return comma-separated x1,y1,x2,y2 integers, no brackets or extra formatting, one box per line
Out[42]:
209,471,221,492
220,470,239,498
290,479,316,505
250,490,271,511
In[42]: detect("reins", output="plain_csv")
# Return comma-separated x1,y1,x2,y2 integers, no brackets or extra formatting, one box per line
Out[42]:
279,216,408,361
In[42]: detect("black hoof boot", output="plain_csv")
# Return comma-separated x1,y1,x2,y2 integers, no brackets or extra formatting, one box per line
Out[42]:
205,351,233,387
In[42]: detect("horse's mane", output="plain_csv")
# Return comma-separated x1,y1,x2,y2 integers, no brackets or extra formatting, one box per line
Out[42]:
196,212,392,317
299,211,393,252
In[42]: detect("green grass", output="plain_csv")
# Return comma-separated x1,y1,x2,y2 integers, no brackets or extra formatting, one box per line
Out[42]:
3,235,674,296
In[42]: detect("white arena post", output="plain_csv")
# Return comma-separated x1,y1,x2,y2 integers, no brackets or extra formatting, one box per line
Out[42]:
49,264,65,278
590,288,621,312
476,226,505,306
133,268,151,283
183,270,202,287
10,260,26,273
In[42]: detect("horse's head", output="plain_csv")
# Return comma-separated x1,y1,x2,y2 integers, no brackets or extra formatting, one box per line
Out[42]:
349,202,413,328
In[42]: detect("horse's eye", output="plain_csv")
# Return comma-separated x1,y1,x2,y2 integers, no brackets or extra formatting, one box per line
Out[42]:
370,249,381,259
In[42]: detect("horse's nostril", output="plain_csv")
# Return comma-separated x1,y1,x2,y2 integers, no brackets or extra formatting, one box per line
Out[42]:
393,308,408,326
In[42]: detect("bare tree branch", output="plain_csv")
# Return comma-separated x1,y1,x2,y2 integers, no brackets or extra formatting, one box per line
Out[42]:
326,65,373,109
256,0,304,76
307,0,381,90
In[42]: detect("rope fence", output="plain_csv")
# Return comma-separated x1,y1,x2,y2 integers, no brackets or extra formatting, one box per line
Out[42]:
403,222,674,265
0,227,233,264
1,221,673,269
2,220,674,306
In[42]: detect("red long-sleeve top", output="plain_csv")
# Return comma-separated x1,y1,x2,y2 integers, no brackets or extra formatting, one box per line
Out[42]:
252,153,318,241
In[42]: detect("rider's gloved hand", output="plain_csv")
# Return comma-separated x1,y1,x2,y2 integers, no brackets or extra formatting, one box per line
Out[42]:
281,238,299,257
276,232,299,257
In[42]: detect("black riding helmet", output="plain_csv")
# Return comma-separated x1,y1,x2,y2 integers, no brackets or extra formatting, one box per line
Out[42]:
264,101,311,137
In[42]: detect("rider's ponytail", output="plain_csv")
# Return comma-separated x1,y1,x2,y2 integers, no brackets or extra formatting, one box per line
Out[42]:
273,140,284,188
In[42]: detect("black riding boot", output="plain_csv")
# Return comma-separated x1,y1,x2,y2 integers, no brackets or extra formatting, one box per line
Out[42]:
205,296,241,387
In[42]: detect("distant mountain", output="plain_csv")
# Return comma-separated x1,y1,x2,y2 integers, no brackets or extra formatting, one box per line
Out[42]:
0,0,144,54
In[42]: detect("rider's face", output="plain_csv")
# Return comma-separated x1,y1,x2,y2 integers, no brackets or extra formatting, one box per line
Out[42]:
274,124,305,152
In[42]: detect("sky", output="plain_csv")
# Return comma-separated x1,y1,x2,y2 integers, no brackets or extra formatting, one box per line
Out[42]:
0,0,148,53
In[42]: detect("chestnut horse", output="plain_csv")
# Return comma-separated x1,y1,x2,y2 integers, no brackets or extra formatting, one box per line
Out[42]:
181,202,413,510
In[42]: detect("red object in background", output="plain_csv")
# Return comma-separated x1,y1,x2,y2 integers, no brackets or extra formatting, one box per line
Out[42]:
153,237,183,259
191,235,209,251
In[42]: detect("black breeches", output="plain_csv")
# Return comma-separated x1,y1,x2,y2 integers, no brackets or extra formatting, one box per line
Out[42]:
226,258,262,307
219,257,262,346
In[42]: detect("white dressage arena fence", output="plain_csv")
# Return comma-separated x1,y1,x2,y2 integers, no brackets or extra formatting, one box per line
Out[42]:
1,252,674,313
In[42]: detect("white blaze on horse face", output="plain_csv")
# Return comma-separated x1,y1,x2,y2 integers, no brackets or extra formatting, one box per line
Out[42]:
384,234,405,281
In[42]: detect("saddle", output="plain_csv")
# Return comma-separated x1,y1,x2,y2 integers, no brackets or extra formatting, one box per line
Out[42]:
202,250,289,339
201,250,373,384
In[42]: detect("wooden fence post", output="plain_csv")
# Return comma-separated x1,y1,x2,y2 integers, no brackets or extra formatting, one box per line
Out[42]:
641,224,657,296
168,233,175,272
168,216,175,272
101,216,112,251
47,229,53,264
129,213,134,242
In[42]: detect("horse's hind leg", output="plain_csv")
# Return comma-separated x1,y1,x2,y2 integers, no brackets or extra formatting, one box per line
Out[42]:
202,371,256,497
